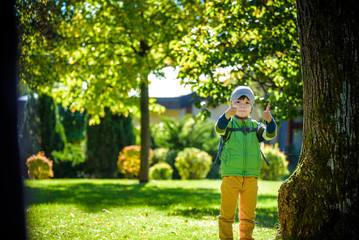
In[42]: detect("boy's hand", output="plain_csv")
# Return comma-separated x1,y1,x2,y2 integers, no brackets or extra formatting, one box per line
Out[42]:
263,104,272,123
225,100,238,119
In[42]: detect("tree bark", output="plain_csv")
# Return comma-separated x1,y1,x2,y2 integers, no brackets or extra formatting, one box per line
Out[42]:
277,1,359,239
139,79,150,183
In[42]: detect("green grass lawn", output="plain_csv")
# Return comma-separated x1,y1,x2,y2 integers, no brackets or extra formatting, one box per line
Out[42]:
24,179,281,240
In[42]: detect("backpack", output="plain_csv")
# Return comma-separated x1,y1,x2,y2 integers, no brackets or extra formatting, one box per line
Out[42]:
211,119,270,168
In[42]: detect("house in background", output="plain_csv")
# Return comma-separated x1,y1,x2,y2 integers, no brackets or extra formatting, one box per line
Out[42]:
151,92,247,123
152,92,303,172
150,92,199,124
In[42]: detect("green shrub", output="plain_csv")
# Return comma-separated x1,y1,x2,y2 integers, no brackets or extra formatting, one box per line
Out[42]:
175,147,212,179
151,115,218,155
117,145,153,179
151,148,169,166
158,148,181,179
149,162,173,180
26,152,54,179
52,141,86,178
260,143,290,180
150,115,219,179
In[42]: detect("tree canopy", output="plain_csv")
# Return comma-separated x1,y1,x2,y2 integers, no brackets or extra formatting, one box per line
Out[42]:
17,0,301,122
16,0,206,182
175,0,301,120
17,0,204,123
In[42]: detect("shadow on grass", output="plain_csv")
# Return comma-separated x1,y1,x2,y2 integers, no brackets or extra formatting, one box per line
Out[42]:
24,180,278,228
255,206,279,228
168,206,219,219
24,181,220,212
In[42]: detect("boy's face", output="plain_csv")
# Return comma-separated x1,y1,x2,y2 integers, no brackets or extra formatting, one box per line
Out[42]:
233,96,252,118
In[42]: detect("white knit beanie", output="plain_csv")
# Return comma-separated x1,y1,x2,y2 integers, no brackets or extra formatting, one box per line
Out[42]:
230,86,255,108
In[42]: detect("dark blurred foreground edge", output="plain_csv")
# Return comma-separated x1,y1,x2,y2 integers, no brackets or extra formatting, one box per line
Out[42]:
1,1,28,239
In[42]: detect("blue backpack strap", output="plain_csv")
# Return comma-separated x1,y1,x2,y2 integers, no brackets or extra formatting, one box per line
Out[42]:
211,137,224,168
260,150,270,166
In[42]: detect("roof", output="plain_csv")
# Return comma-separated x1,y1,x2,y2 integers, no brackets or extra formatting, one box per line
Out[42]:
155,92,199,109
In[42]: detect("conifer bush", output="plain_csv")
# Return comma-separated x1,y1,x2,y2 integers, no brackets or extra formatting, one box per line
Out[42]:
260,143,290,180
21,93,66,166
149,162,173,180
26,152,54,179
175,147,212,179
86,109,135,178
117,145,152,179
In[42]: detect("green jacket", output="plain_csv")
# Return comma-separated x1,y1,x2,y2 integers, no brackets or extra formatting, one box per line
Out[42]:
220,117,263,177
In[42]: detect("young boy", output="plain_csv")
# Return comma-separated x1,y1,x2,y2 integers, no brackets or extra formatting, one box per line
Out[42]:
215,86,277,240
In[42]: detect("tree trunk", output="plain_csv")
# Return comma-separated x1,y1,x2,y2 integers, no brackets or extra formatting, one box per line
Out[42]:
277,1,359,239
139,79,150,183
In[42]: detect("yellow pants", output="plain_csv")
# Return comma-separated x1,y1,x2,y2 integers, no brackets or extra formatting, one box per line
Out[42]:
219,176,258,240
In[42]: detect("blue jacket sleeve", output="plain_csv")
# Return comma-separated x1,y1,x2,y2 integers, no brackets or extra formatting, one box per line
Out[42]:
257,117,277,142
214,113,230,135
266,118,276,134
